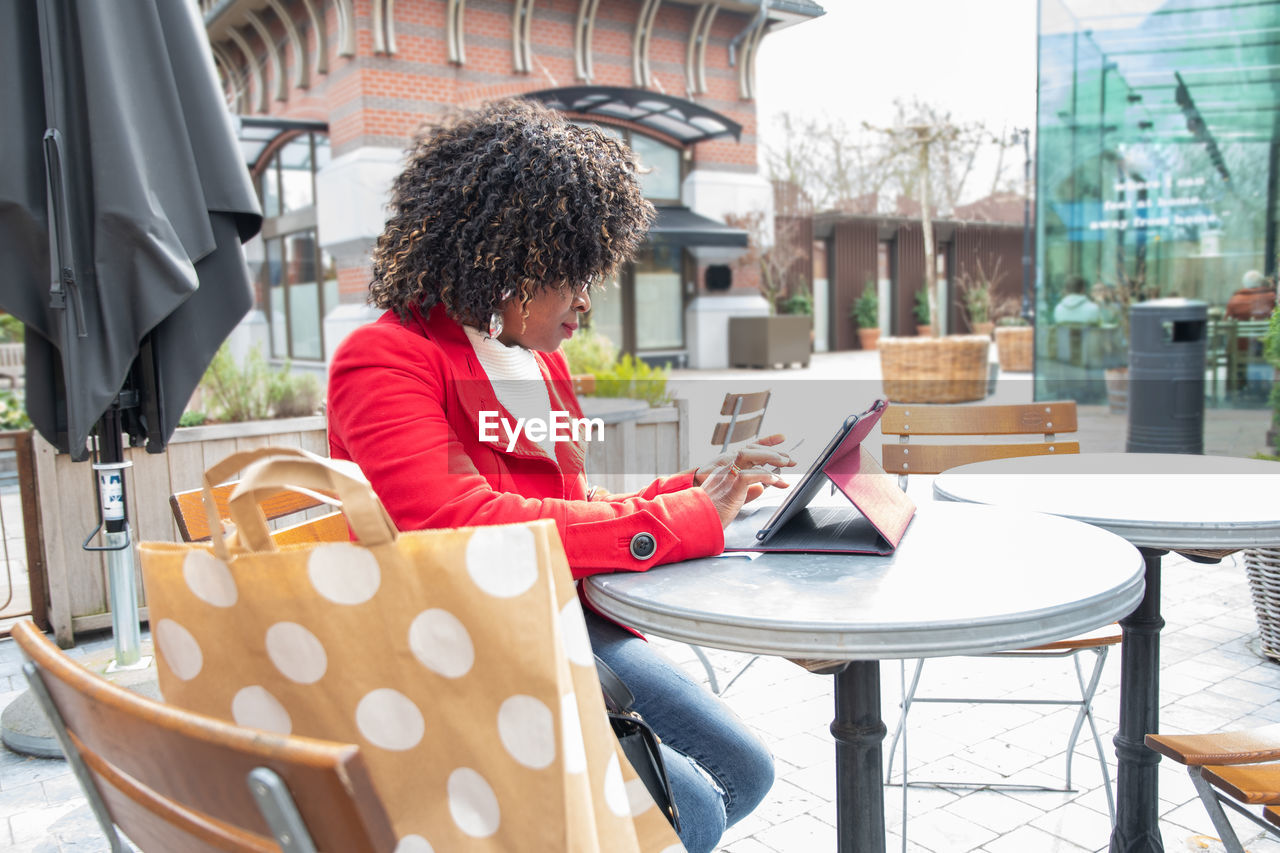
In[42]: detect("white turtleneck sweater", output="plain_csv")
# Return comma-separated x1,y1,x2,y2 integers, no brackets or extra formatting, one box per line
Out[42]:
463,325,558,460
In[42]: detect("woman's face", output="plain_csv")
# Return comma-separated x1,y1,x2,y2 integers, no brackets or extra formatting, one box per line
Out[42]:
496,283,591,352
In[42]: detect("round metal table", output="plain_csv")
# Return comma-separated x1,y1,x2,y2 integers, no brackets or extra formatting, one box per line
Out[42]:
586,502,1145,853
934,453,1280,853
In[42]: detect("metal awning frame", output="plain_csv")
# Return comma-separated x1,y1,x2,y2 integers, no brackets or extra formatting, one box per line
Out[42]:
522,86,742,145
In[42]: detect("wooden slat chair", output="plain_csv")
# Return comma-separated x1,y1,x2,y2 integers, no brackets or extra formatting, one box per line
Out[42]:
1147,725,1280,852
12,619,396,853
170,480,349,547
881,400,1119,824
694,391,773,694
881,399,1080,490
711,390,772,453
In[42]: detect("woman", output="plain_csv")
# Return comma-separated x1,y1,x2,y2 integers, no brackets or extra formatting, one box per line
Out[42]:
327,99,792,853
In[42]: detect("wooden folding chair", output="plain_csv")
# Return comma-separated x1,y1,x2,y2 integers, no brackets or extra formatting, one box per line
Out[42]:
12,619,396,853
170,479,349,546
711,390,771,453
880,401,1118,824
1148,725,1280,852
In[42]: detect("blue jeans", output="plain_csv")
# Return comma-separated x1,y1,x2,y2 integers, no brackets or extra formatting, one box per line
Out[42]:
586,611,774,853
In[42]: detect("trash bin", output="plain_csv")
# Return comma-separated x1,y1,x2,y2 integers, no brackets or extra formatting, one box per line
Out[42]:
1126,298,1207,454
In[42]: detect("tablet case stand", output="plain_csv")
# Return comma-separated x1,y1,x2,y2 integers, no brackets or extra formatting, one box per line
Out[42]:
722,413,916,555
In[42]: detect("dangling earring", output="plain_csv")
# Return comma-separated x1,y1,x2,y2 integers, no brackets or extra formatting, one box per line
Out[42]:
488,289,513,339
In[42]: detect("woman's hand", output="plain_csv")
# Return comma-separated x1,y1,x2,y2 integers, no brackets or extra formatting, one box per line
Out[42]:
695,434,797,528
694,434,797,487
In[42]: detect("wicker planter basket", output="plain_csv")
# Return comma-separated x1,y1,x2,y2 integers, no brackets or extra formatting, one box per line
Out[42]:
1245,548,1280,661
878,335,991,403
995,325,1034,372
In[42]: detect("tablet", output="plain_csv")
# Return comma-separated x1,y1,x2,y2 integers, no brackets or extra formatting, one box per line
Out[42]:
721,398,916,554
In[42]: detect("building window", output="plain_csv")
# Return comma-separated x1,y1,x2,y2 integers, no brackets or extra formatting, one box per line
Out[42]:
633,244,683,350
252,133,335,362
575,122,683,204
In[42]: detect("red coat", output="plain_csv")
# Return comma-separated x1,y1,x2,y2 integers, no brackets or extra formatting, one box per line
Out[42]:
327,304,724,578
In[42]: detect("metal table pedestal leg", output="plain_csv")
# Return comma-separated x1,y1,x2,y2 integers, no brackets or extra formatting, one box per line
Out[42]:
1110,547,1165,853
832,660,886,853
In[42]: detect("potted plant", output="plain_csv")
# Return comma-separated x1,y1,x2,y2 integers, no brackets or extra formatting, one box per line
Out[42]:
780,281,814,318
1092,271,1150,413
853,286,880,351
956,256,1007,339
561,326,619,396
914,289,932,337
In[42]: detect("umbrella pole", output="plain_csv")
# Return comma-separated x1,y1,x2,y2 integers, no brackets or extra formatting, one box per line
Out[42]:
87,405,145,670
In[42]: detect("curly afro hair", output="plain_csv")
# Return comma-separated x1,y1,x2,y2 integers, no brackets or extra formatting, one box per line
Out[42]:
370,99,655,328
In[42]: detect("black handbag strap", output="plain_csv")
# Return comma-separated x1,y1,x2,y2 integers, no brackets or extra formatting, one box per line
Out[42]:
593,654,682,833
594,654,635,712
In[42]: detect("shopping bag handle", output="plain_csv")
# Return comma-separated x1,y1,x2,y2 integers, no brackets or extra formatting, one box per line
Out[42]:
201,447,329,559
227,456,398,553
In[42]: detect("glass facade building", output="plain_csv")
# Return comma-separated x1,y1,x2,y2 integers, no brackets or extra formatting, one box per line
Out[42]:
1036,0,1278,406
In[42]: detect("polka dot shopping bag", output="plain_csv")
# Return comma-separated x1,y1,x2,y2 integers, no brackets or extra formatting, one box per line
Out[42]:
140,448,684,853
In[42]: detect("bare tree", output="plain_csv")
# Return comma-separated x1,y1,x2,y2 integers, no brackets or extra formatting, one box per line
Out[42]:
863,99,1012,334
874,98,1011,217
763,112,892,212
766,100,1017,217
724,209,810,315
764,100,1019,334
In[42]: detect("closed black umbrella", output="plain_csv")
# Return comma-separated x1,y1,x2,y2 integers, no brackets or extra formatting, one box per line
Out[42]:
0,0,261,460
0,0,261,664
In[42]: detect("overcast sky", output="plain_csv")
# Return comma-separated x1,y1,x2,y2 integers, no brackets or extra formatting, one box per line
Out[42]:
753,0,1040,196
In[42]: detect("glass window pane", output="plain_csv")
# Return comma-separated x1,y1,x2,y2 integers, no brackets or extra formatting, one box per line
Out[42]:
284,232,323,361
630,134,681,201
243,233,265,306
260,160,281,218
264,238,286,359
585,272,623,354
279,135,314,214
314,133,331,171
323,246,339,357
634,246,682,350
576,121,622,142
322,245,338,311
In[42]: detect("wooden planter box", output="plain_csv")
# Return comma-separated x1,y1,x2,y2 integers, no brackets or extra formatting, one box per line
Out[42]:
728,315,811,369
581,399,690,496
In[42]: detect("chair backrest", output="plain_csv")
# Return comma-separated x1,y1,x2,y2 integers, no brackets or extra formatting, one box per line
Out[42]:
711,390,771,453
170,481,349,545
12,620,396,853
881,400,1080,489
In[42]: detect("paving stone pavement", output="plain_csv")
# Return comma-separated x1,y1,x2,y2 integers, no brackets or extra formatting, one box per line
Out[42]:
0,348,1277,851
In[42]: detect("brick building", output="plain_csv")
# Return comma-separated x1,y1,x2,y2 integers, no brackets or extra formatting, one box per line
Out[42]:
198,0,823,369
